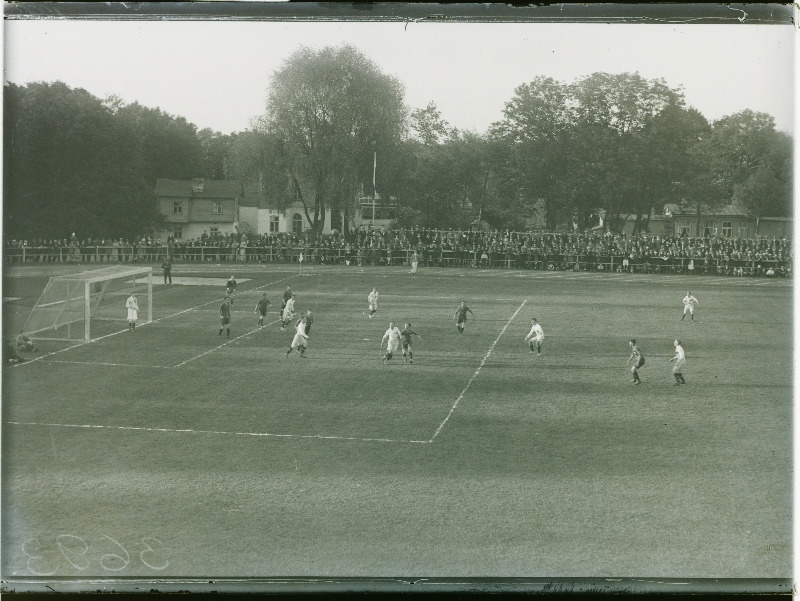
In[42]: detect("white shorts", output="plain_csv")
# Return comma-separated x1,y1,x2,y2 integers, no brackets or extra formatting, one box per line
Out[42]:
283,309,294,321
683,305,694,314
369,302,378,311
127,309,138,321
672,358,686,372
387,340,400,354
291,334,306,348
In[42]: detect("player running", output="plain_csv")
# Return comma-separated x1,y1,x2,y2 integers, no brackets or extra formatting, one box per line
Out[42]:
627,339,645,384
285,315,309,358
669,339,687,384
681,292,699,322
219,297,232,337
524,318,544,355
280,286,293,319
126,291,139,332
400,322,422,364
368,288,379,318
304,310,314,335
253,293,271,327
381,322,402,363
453,301,474,334
281,294,296,330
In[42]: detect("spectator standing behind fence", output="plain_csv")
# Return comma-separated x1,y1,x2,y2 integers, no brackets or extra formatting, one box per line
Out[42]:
161,256,172,285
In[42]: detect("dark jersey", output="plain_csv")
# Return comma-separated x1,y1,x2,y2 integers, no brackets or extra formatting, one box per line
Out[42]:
220,303,231,319
283,289,293,303
226,279,236,292
400,328,418,346
256,298,271,313
455,306,473,322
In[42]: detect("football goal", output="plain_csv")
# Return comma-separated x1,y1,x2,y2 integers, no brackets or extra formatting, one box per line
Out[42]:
22,266,153,342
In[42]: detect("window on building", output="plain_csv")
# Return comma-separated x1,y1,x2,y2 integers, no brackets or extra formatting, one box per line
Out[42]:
173,201,183,214
291,180,302,201
209,227,219,237
361,205,374,220
212,201,223,215
173,228,182,240
722,221,732,237
678,220,691,236
270,216,280,233
292,213,303,235
703,220,715,238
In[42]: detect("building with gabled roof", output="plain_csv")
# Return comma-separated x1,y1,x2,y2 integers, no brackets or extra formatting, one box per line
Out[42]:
669,203,791,239
154,178,241,240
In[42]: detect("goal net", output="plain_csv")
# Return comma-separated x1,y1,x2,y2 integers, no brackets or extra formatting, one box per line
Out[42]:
22,266,153,342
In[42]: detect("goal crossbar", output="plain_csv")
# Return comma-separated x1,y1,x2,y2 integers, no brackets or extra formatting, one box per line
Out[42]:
22,266,153,342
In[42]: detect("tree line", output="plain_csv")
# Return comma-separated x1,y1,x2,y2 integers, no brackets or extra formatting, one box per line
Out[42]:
3,45,792,240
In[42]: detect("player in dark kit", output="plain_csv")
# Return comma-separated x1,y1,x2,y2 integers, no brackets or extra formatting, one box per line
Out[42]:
627,339,645,384
226,275,237,304
280,286,293,315
254,293,271,327
304,310,314,335
453,301,474,334
400,323,422,364
219,298,232,337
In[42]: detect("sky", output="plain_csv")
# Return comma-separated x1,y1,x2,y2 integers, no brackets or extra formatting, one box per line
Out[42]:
3,17,795,136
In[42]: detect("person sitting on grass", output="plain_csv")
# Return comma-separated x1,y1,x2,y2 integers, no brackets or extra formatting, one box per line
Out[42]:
15,332,37,353
5,341,27,364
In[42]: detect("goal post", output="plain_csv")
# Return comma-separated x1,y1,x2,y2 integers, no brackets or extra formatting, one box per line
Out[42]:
22,266,153,342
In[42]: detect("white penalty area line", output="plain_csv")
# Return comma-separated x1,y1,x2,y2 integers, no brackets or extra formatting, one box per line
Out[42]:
428,299,528,443
7,275,300,370
5,421,429,444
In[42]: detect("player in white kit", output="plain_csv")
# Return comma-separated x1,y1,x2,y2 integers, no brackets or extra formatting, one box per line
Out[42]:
126,292,139,332
524,318,544,355
368,288,379,318
381,322,401,363
669,339,686,384
681,292,699,321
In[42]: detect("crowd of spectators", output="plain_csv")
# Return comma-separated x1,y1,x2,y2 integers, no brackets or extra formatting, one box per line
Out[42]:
4,228,792,277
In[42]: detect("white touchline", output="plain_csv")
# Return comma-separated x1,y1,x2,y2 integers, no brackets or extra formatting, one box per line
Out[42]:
8,275,299,369
5,421,430,444
428,299,528,442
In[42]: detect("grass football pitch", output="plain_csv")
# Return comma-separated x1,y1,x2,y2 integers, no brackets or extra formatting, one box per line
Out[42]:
1,263,792,587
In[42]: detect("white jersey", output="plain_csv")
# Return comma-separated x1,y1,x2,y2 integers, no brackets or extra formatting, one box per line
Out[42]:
368,290,379,308
283,297,296,318
683,294,698,307
382,326,401,351
525,323,544,341
126,296,139,321
674,344,685,361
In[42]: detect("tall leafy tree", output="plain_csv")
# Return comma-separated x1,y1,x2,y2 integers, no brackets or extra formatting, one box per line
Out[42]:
712,110,792,219
490,76,576,230
264,45,407,234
